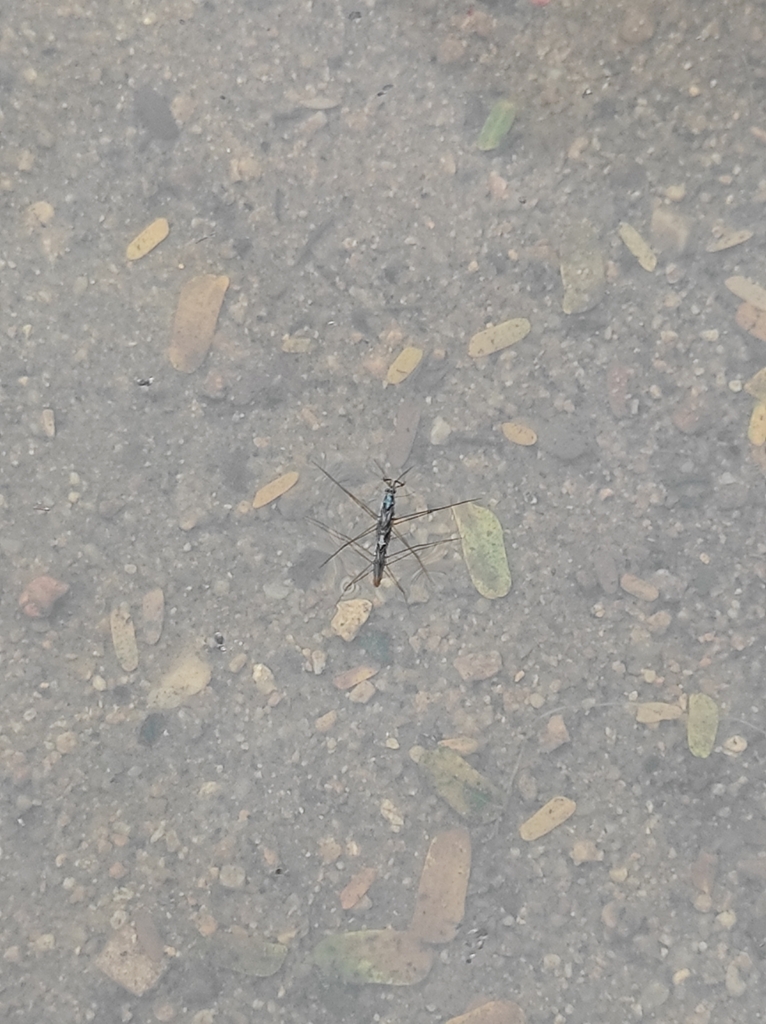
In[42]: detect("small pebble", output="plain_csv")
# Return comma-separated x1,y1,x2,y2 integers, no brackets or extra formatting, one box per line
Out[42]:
725,962,747,997
620,573,659,602
18,575,69,617
640,980,669,1011
219,865,246,890
429,416,453,445
453,650,502,682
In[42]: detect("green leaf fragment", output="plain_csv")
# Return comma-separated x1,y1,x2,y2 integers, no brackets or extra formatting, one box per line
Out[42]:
418,747,504,823
453,503,511,599
687,693,719,758
209,932,288,977
313,930,433,986
477,100,516,151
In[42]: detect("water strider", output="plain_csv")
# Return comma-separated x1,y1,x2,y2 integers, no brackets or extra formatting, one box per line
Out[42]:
311,462,474,594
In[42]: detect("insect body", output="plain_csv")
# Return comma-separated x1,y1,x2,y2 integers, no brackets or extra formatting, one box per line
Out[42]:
312,462,473,594
371,475,405,587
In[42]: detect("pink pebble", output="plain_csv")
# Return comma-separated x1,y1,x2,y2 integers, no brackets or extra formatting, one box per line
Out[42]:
19,575,70,618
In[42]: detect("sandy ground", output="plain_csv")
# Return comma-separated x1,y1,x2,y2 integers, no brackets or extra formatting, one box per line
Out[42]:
2,1,766,1022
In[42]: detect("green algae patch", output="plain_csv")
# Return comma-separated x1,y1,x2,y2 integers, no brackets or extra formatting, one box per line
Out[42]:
313,929,433,985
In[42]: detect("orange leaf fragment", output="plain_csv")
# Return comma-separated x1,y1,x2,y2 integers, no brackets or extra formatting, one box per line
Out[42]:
252,471,299,509
340,867,377,910
168,274,229,373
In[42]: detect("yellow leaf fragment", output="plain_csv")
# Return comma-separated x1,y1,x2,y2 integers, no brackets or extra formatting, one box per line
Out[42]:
331,599,372,642
453,503,511,599
687,693,719,758
469,318,530,358
618,222,657,272
501,420,537,446
519,796,576,841
386,346,423,385
147,653,212,710
252,470,299,509
446,1001,526,1024
634,702,683,725
706,229,753,253
168,274,229,373
748,403,766,446
745,368,766,402
726,275,766,312
410,829,471,944
126,217,169,261
110,602,139,672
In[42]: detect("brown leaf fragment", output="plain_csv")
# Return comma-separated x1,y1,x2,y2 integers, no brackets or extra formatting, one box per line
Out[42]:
410,829,471,944
744,367,766,402
141,587,164,645
340,867,377,910
735,302,766,343
333,665,378,690
690,851,717,895
559,222,605,314
634,702,683,724
446,1001,526,1024
726,276,766,311
168,275,229,373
